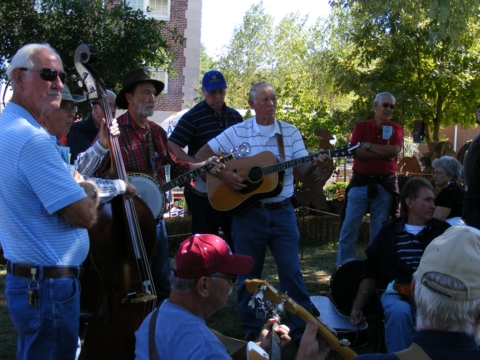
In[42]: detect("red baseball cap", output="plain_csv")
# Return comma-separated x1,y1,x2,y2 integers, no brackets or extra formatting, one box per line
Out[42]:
173,234,254,279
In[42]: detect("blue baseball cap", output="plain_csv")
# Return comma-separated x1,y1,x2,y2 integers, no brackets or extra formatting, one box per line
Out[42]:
202,70,227,92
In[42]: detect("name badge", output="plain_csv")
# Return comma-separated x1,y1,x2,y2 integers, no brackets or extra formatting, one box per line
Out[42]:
382,125,393,140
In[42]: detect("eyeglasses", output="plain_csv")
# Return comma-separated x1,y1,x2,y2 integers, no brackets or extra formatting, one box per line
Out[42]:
433,171,445,176
381,102,395,110
19,67,67,84
207,89,226,98
206,274,238,285
59,104,77,112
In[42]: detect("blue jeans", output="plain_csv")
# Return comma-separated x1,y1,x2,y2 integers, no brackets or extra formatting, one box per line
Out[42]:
381,292,415,353
5,273,80,360
232,204,310,341
337,184,393,264
151,219,171,301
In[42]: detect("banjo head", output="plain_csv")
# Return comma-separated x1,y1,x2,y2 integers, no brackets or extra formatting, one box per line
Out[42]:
128,172,164,221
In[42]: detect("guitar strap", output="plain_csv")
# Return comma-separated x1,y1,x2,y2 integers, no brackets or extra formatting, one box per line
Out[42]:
395,342,431,360
148,307,161,360
275,120,285,162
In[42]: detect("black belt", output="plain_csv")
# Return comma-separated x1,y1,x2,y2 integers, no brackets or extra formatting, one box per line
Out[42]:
256,198,292,210
6,261,81,280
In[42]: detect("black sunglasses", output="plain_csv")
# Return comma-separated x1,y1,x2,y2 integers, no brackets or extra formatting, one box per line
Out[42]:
19,67,66,84
381,102,395,110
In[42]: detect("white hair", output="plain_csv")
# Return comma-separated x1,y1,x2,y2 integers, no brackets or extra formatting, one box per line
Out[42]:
374,92,395,104
249,82,275,103
414,271,480,334
6,43,61,90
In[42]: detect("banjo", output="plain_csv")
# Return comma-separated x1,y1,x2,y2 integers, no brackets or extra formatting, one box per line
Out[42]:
128,153,235,221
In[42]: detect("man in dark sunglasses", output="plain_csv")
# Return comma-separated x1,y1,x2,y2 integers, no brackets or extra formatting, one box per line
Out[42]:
135,234,295,359
0,43,98,359
337,92,403,266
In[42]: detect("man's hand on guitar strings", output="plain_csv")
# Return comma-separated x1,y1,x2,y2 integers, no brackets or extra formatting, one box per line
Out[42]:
257,317,291,352
310,150,332,182
205,156,225,174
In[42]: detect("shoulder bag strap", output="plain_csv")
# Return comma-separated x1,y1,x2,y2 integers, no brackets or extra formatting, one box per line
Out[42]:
395,342,431,360
149,308,161,360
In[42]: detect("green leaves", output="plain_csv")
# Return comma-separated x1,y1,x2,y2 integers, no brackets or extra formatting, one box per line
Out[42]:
0,0,175,97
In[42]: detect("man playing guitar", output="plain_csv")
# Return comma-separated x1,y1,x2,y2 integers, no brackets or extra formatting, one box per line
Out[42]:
196,82,331,345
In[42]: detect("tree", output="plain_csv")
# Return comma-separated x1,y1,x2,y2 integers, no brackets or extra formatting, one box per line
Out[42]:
211,2,335,149
0,0,178,97
325,0,480,141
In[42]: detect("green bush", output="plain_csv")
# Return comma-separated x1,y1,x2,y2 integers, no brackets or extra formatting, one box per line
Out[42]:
323,182,348,200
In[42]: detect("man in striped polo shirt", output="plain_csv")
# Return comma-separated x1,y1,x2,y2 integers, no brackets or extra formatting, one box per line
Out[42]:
168,70,243,250
0,43,98,359
349,177,450,353
196,82,331,344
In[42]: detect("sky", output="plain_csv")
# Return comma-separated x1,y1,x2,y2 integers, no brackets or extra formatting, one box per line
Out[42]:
201,0,331,59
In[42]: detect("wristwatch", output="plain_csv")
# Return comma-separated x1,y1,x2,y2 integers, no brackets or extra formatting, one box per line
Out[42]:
365,143,372,151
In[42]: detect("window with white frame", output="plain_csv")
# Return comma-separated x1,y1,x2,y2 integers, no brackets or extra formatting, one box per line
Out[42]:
128,0,170,21
151,68,168,94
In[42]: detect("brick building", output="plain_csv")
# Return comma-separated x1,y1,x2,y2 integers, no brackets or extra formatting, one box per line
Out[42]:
121,0,202,124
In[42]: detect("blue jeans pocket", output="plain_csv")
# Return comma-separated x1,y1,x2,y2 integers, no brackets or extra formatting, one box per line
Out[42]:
6,279,41,333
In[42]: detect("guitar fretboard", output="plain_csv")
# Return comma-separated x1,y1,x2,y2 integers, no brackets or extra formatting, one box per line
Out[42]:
160,153,235,192
263,145,357,175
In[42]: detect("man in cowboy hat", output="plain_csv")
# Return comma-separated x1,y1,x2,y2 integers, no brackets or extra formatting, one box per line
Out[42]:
93,68,224,301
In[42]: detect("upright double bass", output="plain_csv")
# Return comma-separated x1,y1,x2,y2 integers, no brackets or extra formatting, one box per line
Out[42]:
74,44,158,360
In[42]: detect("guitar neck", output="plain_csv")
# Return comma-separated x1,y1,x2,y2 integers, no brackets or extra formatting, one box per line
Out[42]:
245,279,358,360
262,145,358,176
270,327,281,360
160,154,234,193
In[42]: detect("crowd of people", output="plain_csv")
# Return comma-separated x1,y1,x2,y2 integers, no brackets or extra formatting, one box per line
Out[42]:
1,41,480,360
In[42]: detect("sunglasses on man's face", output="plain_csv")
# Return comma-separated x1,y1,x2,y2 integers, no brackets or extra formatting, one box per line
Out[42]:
19,67,66,84
381,102,395,110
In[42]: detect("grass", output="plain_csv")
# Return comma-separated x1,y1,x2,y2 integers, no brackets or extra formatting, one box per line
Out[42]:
0,241,378,360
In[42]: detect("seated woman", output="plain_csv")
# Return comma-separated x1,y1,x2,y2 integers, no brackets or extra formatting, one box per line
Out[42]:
431,156,465,226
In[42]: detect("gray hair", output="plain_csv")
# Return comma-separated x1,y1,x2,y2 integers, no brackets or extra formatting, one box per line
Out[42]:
169,259,198,293
374,92,395,104
432,156,463,182
249,82,275,103
400,177,433,214
414,271,480,333
7,43,61,89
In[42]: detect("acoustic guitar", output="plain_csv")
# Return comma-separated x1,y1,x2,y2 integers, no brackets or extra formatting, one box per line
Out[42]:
207,144,361,215
245,279,358,360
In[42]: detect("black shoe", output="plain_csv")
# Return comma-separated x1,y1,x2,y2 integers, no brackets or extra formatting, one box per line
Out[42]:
243,333,258,342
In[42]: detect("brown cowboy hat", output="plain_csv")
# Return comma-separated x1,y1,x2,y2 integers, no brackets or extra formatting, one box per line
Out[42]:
116,68,165,109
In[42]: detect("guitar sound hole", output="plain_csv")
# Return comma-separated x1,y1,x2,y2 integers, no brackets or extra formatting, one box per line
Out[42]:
247,166,263,183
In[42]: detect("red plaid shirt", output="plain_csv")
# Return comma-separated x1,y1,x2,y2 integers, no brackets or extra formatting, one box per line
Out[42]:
94,112,191,184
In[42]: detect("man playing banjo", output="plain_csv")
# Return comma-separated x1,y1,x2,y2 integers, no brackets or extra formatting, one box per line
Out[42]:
93,68,224,301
